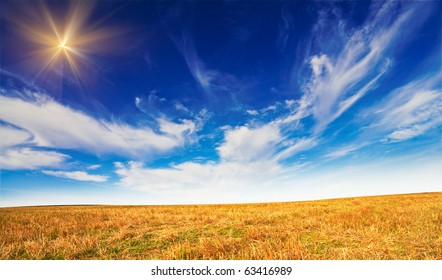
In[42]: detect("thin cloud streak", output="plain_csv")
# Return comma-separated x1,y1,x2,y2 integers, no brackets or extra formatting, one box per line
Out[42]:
169,30,248,105
363,73,442,143
42,170,108,182
324,143,367,159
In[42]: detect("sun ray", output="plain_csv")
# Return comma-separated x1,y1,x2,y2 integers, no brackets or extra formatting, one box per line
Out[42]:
34,48,63,80
4,0,124,94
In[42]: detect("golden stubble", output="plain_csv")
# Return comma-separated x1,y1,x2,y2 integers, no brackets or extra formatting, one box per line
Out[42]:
0,192,441,260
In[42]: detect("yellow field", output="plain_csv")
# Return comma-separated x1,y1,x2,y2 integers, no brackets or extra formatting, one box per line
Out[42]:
1,192,441,260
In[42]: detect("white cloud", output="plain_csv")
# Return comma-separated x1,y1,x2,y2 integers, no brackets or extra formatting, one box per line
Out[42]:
0,124,68,170
277,7,294,51
263,105,277,112
87,164,101,170
113,122,313,200
275,97,311,126
310,54,333,77
114,153,442,204
364,74,441,143
114,160,285,201
0,125,32,148
0,93,196,157
134,94,168,118
284,100,296,108
158,118,196,144
42,170,108,182
172,33,218,93
135,97,142,107
274,137,317,161
171,32,245,98
217,124,281,162
0,148,68,170
246,109,259,116
330,61,390,124
246,105,279,117
113,121,318,200
324,144,365,159
174,102,189,112
386,129,419,142
216,110,318,164
191,108,213,133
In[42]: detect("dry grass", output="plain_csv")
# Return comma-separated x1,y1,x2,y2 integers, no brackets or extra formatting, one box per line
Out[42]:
1,192,441,260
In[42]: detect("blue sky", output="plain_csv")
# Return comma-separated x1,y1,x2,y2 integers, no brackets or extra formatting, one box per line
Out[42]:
0,0,441,206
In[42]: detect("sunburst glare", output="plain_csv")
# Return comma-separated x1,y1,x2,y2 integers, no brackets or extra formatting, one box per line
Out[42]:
4,0,122,93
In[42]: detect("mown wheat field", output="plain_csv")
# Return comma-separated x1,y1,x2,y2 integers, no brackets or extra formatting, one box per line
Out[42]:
1,192,441,260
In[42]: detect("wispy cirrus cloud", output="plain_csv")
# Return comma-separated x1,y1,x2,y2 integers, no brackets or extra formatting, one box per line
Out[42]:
87,164,101,170
135,93,212,131
160,4,250,106
273,137,318,162
173,32,246,100
362,73,441,143
277,6,294,51
317,72,441,159
0,92,197,159
42,170,108,182
324,143,367,159
282,2,418,134
159,3,249,101
235,2,435,165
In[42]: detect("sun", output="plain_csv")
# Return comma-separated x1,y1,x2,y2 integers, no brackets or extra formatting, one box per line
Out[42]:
5,0,122,90
58,40,67,49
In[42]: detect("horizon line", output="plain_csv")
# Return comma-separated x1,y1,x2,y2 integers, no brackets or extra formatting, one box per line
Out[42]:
1,191,439,209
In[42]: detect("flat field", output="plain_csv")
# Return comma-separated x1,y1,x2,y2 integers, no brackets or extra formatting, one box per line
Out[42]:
1,192,441,259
